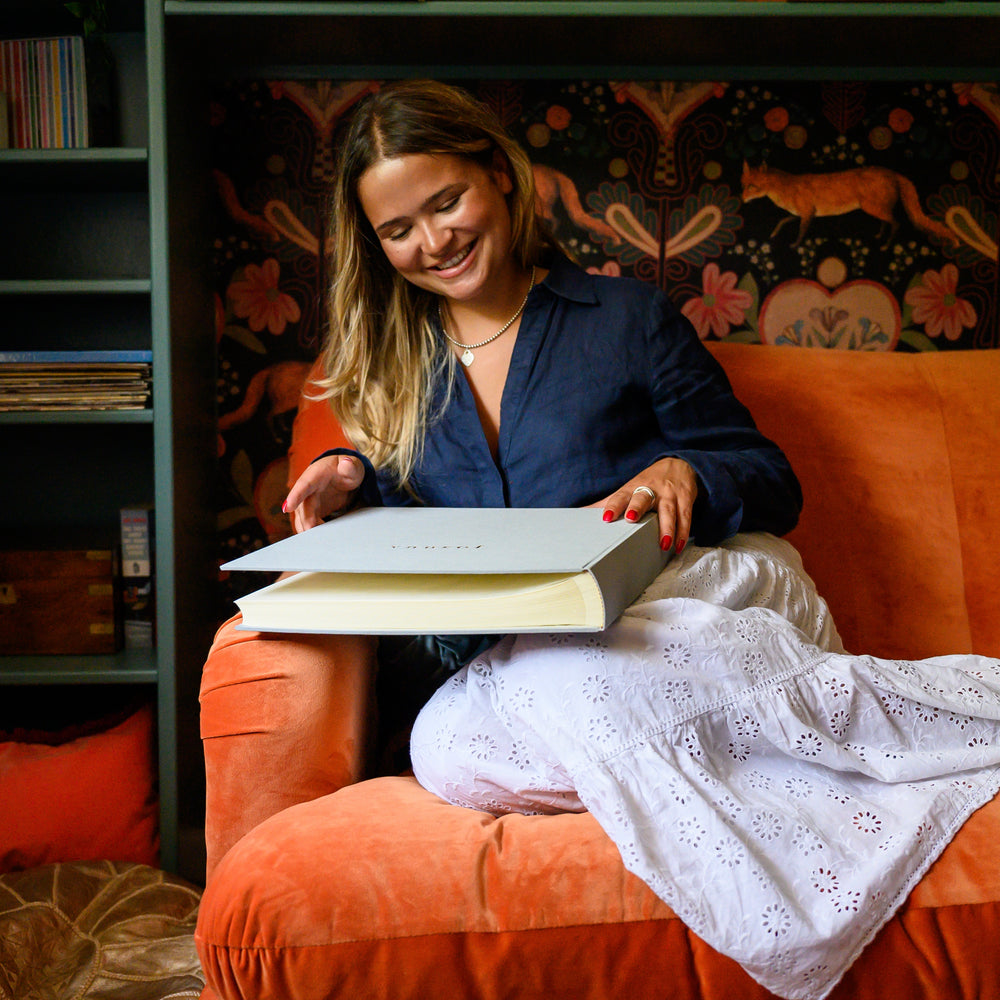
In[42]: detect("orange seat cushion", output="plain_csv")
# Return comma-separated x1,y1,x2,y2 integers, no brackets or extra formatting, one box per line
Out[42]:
196,773,1000,1000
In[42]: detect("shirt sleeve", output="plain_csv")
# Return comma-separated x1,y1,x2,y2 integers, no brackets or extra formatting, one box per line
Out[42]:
643,293,803,544
312,447,385,509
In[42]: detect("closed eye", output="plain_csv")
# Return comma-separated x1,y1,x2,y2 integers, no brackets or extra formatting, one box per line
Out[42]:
376,184,464,241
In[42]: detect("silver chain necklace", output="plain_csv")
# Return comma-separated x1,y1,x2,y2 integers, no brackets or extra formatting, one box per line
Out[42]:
440,267,535,367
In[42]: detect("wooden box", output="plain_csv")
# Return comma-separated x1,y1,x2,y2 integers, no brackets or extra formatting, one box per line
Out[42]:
0,548,121,655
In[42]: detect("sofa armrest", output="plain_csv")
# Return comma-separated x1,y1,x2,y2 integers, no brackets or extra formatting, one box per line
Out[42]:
199,614,377,881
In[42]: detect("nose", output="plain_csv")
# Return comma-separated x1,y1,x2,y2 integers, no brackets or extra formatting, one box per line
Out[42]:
417,218,450,257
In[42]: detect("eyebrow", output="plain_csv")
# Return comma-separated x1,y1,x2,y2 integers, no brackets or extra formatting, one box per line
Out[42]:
372,183,461,236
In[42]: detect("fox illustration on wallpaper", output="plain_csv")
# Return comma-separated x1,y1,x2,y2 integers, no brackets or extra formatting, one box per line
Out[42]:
741,162,956,249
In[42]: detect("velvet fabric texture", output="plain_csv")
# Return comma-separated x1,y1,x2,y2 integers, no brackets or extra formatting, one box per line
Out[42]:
196,344,1000,1000
200,623,375,879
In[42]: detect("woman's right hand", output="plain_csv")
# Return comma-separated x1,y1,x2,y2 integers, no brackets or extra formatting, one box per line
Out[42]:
283,453,366,533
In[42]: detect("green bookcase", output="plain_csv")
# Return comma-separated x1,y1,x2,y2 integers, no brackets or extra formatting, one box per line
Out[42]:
0,0,213,880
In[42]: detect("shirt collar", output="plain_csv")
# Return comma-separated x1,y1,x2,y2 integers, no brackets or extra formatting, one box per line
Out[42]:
538,251,601,306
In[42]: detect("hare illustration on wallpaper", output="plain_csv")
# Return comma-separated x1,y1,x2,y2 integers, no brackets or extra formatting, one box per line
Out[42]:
210,77,1000,615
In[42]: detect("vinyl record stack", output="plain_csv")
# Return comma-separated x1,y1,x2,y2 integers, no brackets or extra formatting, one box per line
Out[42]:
0,350,152,412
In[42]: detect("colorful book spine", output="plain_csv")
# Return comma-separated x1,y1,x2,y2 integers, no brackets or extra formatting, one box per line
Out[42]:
0,44,15,146
70,36,88,147
38,40,49,148
11,40,25,147
0,36,89,149
57,38,69,147
26,40,38,147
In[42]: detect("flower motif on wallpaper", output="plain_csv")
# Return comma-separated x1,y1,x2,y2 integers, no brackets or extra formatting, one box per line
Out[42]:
758,279,900,350
545,104,572,131
682,263,753,340
764,106,790,133
903,264,977,342
227,258,301,335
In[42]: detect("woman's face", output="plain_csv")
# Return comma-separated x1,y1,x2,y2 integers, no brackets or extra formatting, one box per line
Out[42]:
356,152,517,308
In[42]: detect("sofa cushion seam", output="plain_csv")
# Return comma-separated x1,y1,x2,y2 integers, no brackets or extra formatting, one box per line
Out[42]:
194,913,685,950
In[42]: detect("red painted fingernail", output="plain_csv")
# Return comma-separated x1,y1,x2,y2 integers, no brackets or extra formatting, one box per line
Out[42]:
281,500,288,513
660,535,673,551
625,510,638,522
676,538,687,554
603,510,614,522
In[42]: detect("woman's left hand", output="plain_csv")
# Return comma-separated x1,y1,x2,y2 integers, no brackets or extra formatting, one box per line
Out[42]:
594,457,698,553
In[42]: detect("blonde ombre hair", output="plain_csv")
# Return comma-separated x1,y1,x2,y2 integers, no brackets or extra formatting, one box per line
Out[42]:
316,80,557,493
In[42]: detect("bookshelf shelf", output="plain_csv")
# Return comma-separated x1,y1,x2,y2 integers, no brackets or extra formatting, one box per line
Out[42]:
0,147,147,160
0,279,152,295
0,649,158,685
163,1,1000,16
163,0,1000,78
0,409,154,426
0,148,149,191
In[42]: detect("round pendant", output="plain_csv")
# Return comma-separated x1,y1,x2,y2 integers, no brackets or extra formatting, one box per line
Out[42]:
461,349,475,367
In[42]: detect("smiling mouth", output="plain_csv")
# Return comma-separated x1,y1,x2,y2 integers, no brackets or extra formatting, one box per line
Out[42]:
434,243,474,271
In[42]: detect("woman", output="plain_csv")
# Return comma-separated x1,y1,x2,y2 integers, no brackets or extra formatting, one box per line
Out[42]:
283,80,1000,1000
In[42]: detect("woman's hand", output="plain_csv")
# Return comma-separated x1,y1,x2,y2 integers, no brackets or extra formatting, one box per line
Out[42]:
595,457,698,553
283,454,366,533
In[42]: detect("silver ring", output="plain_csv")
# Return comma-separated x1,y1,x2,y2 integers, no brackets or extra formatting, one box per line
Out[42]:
631,485,656,502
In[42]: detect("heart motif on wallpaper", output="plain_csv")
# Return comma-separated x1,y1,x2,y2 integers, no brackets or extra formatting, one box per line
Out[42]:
758,279,901,351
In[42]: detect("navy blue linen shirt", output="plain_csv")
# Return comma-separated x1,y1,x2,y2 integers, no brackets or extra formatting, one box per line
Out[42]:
332,253,801,545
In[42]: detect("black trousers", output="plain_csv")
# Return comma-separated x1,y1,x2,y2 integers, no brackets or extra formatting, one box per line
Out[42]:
374,632,497,771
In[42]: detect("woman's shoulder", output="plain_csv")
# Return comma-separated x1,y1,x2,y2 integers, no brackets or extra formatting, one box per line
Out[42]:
544,253,686,337
538,254,707,382
546,253,669,307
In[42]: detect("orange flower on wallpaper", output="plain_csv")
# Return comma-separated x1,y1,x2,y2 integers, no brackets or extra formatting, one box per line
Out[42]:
545,105,572,130
764,107,789,132
888,107,914,133
228,258,302,335
681,263,753,339
904,264,977,341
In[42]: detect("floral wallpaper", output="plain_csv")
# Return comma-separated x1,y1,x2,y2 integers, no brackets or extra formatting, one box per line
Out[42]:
210,78,1000,614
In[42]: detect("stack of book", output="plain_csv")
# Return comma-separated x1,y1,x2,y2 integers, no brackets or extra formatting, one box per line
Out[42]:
224,507,670,635
0,350,152,412
0,36,90,149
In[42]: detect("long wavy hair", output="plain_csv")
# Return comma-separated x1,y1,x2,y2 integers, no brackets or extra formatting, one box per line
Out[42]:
315,80,558,492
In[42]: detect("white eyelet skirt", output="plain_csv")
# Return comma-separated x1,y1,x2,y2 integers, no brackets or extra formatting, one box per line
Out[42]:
410,533,1000,1000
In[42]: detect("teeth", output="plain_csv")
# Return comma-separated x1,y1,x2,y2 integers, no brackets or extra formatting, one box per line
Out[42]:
439,245,471,269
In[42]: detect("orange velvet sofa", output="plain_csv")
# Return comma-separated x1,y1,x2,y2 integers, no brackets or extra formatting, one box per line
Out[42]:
195,343,1000,1000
